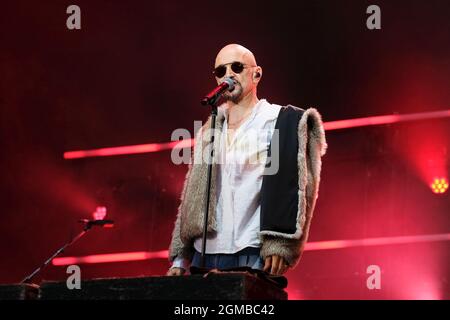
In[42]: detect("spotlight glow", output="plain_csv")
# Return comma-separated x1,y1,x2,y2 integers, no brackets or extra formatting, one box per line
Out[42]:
93,206,107,220
431,177,449,194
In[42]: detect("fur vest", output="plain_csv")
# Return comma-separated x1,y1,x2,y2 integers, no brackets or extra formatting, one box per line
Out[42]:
168,104,327,268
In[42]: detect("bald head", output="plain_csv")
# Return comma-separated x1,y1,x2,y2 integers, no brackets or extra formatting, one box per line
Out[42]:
213,44,262,104
215,44,257,68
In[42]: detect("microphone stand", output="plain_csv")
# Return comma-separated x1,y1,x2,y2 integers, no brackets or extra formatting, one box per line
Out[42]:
21,220,96,284
199,96,219,268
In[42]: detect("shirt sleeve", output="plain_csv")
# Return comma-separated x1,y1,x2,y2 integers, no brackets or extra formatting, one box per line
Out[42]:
170,255,190,270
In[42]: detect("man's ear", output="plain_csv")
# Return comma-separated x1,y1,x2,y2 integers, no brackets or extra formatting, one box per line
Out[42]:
253,67,262,82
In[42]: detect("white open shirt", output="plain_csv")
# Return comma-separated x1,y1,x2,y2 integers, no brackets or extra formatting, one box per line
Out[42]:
172,99,281,269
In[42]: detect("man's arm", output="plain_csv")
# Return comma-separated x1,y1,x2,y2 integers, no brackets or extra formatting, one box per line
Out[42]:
167,203,194,275
263,255,290,275
167,123,209,276
166,256,190,276
260,107,327,274
260,235,302,274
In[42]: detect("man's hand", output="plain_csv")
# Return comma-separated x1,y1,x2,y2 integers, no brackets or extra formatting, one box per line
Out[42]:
166,267,186,276
263,255,289,275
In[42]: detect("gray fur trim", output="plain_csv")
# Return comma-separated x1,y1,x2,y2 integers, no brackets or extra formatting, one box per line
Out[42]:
260,235,302,267
168,150,194,261
168,110,226,262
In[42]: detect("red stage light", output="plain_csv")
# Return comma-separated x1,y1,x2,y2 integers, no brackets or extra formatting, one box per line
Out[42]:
52,250,169,266
51,233,450,266
431,177,448,194
93,206,107,220
63,110,450,159
63,139,194,159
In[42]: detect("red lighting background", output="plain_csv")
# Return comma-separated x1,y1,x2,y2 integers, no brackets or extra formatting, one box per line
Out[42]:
0,0,449,299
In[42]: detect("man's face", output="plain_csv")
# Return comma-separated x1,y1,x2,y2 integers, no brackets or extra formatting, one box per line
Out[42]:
214,46,258,104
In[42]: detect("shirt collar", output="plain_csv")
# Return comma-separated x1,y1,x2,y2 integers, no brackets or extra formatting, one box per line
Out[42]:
220,99,268,123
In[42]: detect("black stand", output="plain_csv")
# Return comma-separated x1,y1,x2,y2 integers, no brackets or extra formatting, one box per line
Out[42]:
199,97,219,268
21,221,95,284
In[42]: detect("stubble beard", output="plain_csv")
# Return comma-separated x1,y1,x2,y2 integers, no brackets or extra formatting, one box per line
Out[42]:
223,82,243,104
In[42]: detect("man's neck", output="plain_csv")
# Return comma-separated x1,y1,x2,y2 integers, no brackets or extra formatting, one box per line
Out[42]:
226,91,259,121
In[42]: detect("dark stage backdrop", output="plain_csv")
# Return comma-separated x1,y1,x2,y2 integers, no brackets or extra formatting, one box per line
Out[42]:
0,1,449,299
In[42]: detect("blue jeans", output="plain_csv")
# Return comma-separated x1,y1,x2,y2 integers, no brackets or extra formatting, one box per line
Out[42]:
191,247,264,270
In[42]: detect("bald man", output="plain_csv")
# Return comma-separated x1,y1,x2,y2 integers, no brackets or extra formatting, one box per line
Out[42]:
167,44,327,277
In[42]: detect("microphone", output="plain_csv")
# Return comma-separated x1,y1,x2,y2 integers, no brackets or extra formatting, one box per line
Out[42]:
78,219,114,229
201,77,235,105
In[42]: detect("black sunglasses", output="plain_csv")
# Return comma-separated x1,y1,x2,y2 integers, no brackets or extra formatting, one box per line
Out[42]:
213,61,256,78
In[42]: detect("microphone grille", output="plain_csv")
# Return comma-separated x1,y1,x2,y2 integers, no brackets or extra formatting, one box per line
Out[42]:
223,77,235,91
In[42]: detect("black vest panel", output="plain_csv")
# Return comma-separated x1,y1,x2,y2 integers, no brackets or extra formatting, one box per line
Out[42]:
260,105,304,235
